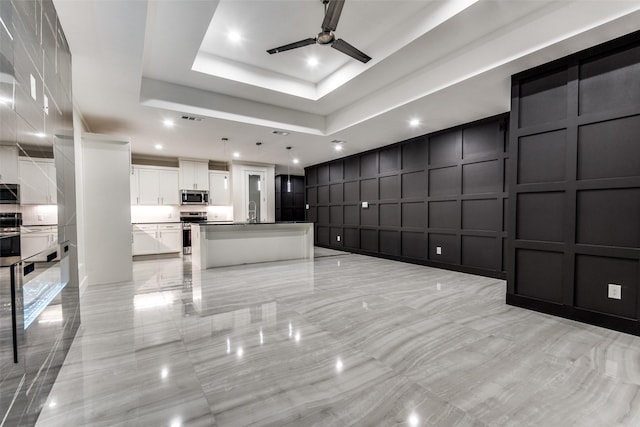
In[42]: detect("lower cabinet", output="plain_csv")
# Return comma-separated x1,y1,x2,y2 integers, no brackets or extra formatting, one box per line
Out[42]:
132,223,182,255
21,226,58,259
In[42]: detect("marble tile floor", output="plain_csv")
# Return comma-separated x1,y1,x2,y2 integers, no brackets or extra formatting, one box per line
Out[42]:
36,250,640,426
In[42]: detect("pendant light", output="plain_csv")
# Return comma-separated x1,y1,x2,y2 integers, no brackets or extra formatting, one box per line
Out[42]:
286,146,292,193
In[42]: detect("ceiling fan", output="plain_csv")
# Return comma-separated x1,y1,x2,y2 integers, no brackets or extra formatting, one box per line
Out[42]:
266,0,372,64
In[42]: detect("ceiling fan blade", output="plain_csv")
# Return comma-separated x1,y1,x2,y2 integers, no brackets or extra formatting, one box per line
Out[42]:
331,38,371,63
267,38,317,54
321,0,345,32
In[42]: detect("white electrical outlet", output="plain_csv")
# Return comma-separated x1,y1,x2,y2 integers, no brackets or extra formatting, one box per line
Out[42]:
336,235,341,242
437,282,442,291
608,283,622,300
436,246,442,255
305,204,309,209
362,201,369,208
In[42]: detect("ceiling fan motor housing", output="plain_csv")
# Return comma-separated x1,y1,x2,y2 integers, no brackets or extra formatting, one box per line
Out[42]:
317,31,334,44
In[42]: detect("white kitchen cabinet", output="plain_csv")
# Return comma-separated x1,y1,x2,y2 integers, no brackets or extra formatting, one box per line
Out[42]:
131,166,179,205
179,160,209,191
0,146,18,183
19,159,57,205
132,224,159,255
158,170,180,205
130,167,140,205
21,225,57,259
209,171,230,206
138,168,160,204
157,224,182,253
132,223,182,255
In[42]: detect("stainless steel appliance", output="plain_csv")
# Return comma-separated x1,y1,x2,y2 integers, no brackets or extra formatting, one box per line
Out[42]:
0,184,20,204
180,211,207,255
0,212,21,267
1,241,76,425
180,190,209,205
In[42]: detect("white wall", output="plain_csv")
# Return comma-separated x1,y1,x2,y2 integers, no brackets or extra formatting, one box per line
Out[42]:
73,107,87,294
231,161,275,223
82,133,133,285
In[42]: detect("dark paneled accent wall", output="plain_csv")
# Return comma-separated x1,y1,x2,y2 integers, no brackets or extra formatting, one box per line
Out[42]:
306,114,508,278
507,31,640,335
275,175,305,222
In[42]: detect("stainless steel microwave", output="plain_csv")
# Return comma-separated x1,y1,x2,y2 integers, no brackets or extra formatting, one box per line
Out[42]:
180,189,209,205
0,184,20,204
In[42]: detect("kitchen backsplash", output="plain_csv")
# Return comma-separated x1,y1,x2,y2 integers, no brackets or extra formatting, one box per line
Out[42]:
131,205,233,223
0,205,58,225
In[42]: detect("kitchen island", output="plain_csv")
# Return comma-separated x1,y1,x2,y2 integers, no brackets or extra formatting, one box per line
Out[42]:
191,222,314,269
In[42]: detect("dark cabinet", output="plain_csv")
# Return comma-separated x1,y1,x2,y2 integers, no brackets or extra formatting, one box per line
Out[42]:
275,175,305,222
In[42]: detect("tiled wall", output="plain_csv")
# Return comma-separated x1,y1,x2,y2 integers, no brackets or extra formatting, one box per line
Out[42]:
305,114,508,278
0,0,79,424
130,205,233,223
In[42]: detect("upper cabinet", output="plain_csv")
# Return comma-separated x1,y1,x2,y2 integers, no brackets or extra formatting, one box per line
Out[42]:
131,165,179,205
209,171,230,206
0,146,19,184
19,158,57,205
179,160,209,191
130,167,139,205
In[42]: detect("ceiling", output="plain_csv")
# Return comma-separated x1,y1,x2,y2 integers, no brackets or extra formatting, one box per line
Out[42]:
53,0,640,174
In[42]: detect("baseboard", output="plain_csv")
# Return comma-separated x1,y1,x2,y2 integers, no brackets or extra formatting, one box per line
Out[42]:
506,293,640,336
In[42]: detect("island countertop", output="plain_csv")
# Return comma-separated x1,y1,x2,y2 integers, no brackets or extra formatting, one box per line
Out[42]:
191,222,314,269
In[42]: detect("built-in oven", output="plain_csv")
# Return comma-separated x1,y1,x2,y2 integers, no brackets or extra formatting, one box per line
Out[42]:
181,190,209,205
180,211,207,255
0,212,21,267
0,184,20,204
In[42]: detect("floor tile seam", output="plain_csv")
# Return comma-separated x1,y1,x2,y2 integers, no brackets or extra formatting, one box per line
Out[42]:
390,374,490,427
173,318,231,422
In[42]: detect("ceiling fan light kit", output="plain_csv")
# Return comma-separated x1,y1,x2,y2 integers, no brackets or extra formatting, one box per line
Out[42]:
266,0,371,64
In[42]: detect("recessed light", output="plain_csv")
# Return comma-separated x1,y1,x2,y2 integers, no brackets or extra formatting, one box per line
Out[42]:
233,152,240,158
307,57,318,67
293,158,299,164
334,145,343,152
228,30,241,43
409,118,420,127
163,119,174,128
271,130,289,136
34,132,46,138
154,144,163,150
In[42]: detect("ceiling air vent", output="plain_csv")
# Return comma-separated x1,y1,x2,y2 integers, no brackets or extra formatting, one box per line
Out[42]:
180,115,204,122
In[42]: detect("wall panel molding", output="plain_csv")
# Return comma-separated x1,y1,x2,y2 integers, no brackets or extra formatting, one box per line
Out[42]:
508,30,640,336
306,114,508,278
